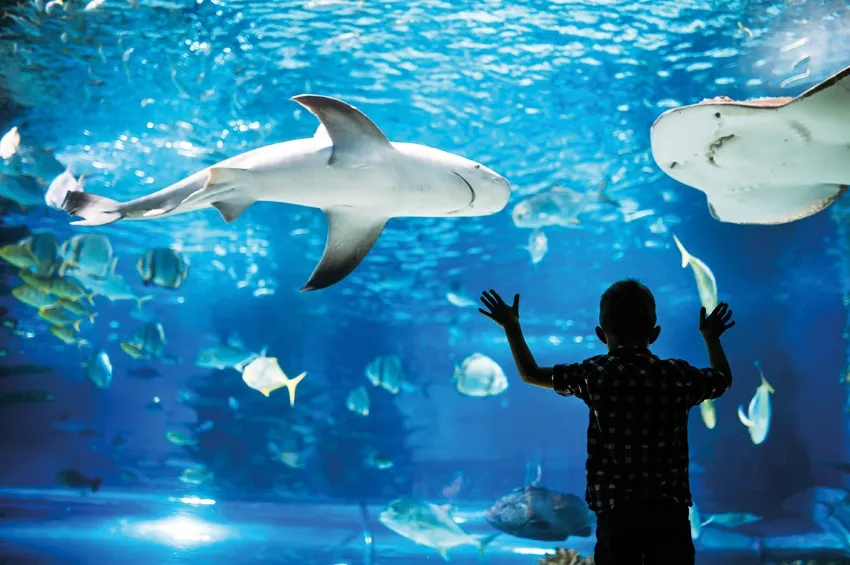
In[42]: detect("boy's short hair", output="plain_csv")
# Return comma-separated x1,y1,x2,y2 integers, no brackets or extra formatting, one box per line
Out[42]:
599,279,657,342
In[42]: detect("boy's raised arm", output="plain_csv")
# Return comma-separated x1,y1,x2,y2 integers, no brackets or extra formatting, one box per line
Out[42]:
478,289,554,389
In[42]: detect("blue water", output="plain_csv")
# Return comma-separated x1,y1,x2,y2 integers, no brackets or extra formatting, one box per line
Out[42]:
1,0,850,563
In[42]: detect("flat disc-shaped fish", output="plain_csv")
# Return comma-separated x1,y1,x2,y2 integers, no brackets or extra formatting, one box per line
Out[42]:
485,486,595,541
651,64,850,225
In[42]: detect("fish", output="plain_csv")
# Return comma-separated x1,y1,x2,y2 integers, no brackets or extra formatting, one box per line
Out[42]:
0,390,56,404
0,173,44,207
136,247,189,289
45,167,84,210
195,338,265,372
241,356,306,405
454,353,508,397
650,64,850,225
0,126,21,159
60,94,511,291
19,232,61,276
86,350,113,388
701,512,762,528
379,498,498,560
38,306,82,330
365,355,426,395
50,278,94,304
446,281,477,308
130,322,168,358
672,234,718,430
56,469,101,492
18,270,53,293
738,361,774,445
522,229,548,264
0,243,39,270
59,234,116,278
365,450,394,470
12,284,58,308
511,179,617,229
57,298,97,323
180,467,214,485
346,385,370,416
485,486,595,541
71,272,152,310
120,341,148,359
50,325,88,347
165,430,198,447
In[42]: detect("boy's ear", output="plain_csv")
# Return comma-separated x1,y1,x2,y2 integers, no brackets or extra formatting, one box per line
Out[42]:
648,325,661,345
595,326,607,344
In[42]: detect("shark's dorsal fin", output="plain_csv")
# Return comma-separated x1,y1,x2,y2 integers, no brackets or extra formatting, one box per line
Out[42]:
301,208,387,291
792,64,850,110
291,94,391,168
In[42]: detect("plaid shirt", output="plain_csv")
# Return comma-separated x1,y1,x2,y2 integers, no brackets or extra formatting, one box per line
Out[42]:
553,345,729,513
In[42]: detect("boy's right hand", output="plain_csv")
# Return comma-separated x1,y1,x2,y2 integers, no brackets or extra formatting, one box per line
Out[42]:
700,302,735,341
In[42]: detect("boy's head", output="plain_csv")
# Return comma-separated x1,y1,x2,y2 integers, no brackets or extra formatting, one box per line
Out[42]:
596,279,661,349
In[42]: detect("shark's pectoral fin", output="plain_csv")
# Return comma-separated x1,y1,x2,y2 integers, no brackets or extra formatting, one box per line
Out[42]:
301,208,388,291
290,94,391,168
212,199,254,223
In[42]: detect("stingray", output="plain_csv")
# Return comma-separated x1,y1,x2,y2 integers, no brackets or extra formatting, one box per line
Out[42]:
650,64,850,224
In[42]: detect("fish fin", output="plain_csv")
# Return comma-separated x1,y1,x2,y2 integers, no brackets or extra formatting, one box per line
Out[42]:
71,320,81,332
672,233,690,268
88,312,98,324
85,292,95,306
259,346,268,357
567,217,581,225
438,548,450,561
286,371,307,407
212,199,254,224
290,94,391,168
300,208,388,291
77,339,88,349
701,516,715,526
477,532,500,555
737,405,753,427
62,192,123,226
136,295,153,311
109,257,118,275
260,389,272,397
761,376,774,394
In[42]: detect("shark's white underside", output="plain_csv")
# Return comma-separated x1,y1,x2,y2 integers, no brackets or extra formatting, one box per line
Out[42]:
650,64,850,224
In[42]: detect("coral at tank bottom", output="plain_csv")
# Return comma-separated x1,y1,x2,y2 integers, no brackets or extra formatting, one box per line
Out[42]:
537,547,594,565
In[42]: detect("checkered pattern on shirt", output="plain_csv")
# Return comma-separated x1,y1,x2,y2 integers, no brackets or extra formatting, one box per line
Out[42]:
553,345,729,512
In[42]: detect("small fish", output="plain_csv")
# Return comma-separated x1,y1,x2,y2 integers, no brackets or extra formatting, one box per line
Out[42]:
136,248,189,289
366,450,393,470
38,306,82,330
50,278,94,305
365,355,411,395
701,512,762,528
242,356,306,405
346,386,370,416
195,339,265,372
120,341,147,359
57,298,97,324
180,467,214,485
0,390,56,404
59,234,116,278
379,499,498,560
50,325,88,347
72,272,152,310
12,284,57,309
672,233,718,312
165,430,198,447
738,361,774,445
132,322,168,358
511,178,617,229
486,486,595,541
446,281,477,308
56,469,101,492
19,232,61,276
699,398,716,430
86,350,113,388
737,21,754,39
0,126,21,159
0,244,39,270
522,229,548,264
19,270,54,293
45,167,84,210
454,353,508,397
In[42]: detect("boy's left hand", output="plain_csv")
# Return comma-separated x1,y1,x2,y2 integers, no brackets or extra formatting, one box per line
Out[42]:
479,289,520,329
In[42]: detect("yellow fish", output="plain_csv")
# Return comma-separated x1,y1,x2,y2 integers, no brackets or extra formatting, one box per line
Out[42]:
120,341,148,359
49,325,88,347
38,307,82,331
12,284,57,309
18,270,54,293
50,278,94,305
241,356,306,405
56,299,97,324
0,244,38,270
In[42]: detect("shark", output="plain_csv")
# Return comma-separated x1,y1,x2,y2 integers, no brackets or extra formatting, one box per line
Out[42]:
61,95,511,290
650,63,850,225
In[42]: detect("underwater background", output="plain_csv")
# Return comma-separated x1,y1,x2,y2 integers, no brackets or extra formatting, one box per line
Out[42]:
1,0,850,563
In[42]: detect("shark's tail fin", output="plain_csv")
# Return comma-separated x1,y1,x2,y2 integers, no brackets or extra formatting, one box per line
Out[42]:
62,192,123,226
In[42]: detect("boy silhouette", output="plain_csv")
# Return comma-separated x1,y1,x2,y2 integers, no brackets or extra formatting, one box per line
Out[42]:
478,279,734,565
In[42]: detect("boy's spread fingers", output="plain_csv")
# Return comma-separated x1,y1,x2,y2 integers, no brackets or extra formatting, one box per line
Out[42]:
477,308,493,319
